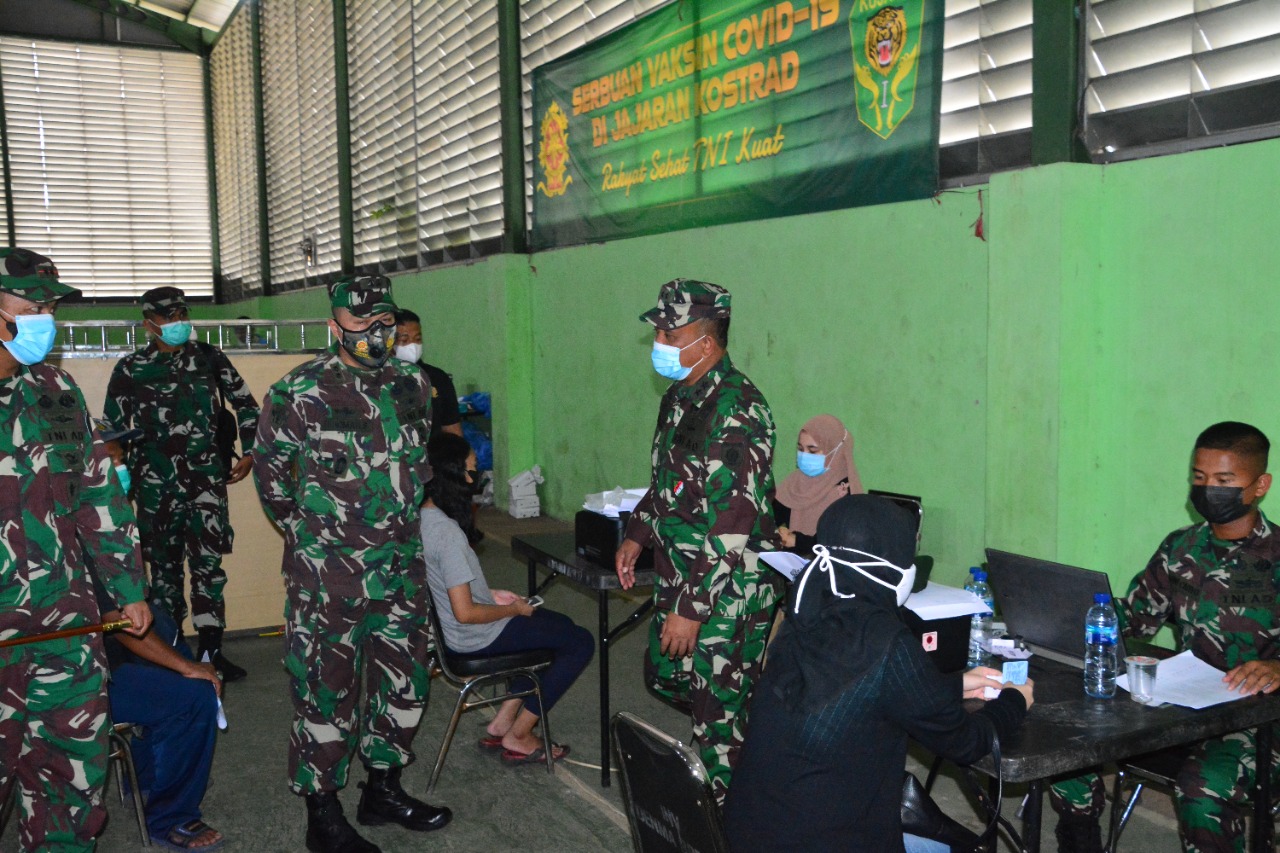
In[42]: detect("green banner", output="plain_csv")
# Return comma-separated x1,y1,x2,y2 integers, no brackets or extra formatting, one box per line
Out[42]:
531,0,945,250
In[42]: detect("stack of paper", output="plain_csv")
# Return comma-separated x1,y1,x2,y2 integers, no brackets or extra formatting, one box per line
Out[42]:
583,487,648,518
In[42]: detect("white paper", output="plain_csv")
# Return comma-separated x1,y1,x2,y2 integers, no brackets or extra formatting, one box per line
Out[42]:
904,582,990,620
1117,649,1244,710
581,487,648,518
758,550,809,581
215,696,228,731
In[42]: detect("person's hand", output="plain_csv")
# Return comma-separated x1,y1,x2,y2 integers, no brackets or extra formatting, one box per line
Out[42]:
103,439,125,467
226,454,253,485
491,589,520,605
185,661,223,697
615,539,642,589
492,589,535,616
120,601,152,637
659,612,701,659
1224,659,1280,695
962,666,1004,699
777,526,796,549
1008,678,1035,710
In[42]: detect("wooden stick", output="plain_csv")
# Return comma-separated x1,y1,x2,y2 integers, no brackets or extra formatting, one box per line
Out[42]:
0,619,133,650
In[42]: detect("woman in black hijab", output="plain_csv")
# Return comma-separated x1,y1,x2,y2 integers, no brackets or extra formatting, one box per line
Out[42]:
724,495,1034,853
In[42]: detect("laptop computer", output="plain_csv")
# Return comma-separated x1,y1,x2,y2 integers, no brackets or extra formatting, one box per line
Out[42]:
984,548,1129,668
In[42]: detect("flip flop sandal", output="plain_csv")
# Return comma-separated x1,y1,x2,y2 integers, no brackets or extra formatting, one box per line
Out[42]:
501,743,570,765
150,819,226,852
477,735,504,751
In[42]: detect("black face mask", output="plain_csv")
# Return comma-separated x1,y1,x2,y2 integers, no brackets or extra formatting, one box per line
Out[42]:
335,318,394,369
1189,485,1252,525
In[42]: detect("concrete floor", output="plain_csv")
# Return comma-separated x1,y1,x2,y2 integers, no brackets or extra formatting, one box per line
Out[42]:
14,507,1185,852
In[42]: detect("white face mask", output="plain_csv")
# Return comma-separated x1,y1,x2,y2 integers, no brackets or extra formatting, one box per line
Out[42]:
394,343,422,363
793,543,917,611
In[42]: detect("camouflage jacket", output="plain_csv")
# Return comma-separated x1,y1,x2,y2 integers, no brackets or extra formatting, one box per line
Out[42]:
1119,512,1280,672
0,363,146,638
625,354,778,621
103,340,259,487
253,345,433,599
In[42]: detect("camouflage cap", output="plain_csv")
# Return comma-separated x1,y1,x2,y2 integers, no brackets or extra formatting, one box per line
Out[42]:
639,278,731,330
330,275,397,318
0,247,77,302
141,286,187,316
92,418,143,444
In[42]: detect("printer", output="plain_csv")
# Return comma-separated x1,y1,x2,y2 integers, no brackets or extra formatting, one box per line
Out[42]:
575,509,653,570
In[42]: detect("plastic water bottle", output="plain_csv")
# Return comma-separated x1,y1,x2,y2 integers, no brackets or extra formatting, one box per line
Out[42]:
1084,592,1119,698
967,570,994,668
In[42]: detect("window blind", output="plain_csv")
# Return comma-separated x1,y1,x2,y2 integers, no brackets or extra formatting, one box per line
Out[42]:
414,1,503,261
1084,0,1280,158
210,8,261,302
939,0,1034,177
260,0,339,291
0,38,212,299
348,0,417,273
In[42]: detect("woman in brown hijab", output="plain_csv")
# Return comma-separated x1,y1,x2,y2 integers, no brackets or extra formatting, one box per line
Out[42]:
774,414,863,554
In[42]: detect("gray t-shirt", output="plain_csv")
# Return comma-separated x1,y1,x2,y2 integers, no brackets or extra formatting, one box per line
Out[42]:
421,505,508,653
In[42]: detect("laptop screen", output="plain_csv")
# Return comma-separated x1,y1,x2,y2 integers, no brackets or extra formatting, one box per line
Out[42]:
984,548,1128,666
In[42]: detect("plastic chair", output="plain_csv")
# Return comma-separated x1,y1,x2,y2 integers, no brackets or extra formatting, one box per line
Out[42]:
611,711,729,853
423,589,555,794
108,721,151,846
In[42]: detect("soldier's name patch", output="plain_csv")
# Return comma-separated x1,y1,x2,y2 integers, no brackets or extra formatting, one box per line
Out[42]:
397,404,428,424
322,408,365,432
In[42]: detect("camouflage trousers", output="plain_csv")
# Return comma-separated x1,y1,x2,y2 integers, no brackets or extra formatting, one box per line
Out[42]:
0,637,110,852
284,582,431,795
644,604,775,804
136,479,232,631
1049,729,1277,853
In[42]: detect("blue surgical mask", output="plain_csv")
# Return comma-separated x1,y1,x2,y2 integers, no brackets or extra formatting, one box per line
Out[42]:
114,463,132,494
0,311,56,365
797,450,828,477
157,320,192,346
650,334,707,381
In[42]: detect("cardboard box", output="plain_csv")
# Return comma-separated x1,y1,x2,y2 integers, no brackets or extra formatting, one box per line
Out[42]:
508,495,541,519
899,610,970,674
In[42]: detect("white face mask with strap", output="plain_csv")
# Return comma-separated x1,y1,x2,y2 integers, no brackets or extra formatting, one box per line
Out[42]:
793,543,917,612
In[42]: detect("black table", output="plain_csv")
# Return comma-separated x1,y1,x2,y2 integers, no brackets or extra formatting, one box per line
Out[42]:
965,656,1280,852
511,532,657,787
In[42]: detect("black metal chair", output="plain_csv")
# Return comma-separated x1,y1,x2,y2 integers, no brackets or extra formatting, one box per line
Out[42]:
423,588,556,794
108,721,151,846
611,711,729,853
1106,745,1280,852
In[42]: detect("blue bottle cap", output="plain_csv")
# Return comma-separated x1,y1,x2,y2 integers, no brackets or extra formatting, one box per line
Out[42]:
1094,592,1110,604
973,570,987,582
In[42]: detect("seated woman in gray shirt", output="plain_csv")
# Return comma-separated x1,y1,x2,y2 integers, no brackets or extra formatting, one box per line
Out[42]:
421,433,595,764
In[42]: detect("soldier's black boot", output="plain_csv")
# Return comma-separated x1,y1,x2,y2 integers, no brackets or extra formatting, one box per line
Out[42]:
196,627,247,682
356,766,452,832
1054,813,1103,853
305,792,381,853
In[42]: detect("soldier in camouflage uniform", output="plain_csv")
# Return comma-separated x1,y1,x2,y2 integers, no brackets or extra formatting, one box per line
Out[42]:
1049,421,1280,853
0,247,151,851
616,278,781,804
253,275,451,853
102,286,259,681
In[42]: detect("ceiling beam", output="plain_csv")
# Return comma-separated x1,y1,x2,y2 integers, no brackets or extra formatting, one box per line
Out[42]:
67,0,212,53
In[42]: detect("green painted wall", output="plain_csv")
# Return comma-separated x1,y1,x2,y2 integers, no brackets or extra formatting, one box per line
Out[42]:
58,135,1280,596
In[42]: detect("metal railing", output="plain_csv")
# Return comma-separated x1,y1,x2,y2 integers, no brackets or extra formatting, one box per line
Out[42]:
53,320,334,358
